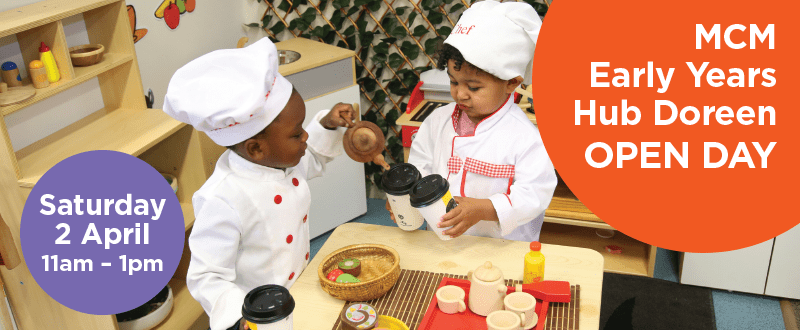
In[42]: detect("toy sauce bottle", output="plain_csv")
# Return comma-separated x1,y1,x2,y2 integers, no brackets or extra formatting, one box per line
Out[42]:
39,42,60,83
523,241,545,284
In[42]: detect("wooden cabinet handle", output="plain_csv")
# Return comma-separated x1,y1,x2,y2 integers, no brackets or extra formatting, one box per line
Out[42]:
0,213,20,270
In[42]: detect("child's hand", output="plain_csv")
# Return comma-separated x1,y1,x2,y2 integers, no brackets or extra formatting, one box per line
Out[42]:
439,197,499,238
321,103,356,129
386,200,396,223
240,318,250,330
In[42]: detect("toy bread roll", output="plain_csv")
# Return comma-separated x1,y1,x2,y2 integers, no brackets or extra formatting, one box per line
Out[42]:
341,303,378,330
335,274,361,283
338,258,362,276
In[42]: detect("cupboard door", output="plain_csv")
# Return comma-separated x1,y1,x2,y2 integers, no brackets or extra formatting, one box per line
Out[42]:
764,224,800,299
302,85,367,238
680,239,774,294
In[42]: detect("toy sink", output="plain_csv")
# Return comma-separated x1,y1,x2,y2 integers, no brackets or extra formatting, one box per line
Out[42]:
278,50,301,65
275,37,355,102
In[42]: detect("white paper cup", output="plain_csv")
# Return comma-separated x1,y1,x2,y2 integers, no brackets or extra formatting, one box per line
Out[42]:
242,285,294,330
416,198,453,240
410,174,458,241
246,314,293,330
382,163,424,231
387,193,425,231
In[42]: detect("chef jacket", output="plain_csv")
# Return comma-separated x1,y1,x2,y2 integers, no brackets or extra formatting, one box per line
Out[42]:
408,96,557,241
186,110,343,330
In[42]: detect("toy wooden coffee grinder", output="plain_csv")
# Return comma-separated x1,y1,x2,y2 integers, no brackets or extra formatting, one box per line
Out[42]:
343,103,391,171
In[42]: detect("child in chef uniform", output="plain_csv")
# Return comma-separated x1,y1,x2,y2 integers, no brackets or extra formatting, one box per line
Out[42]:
402,0,557,242
162,38,354,330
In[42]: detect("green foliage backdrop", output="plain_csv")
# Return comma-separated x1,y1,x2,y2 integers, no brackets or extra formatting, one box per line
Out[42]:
249,0,549,191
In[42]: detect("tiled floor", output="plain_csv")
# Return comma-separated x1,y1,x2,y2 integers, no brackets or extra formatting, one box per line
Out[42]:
310,198,788,330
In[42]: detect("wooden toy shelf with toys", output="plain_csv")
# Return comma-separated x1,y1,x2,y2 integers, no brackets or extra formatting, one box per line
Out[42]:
0,0,221,329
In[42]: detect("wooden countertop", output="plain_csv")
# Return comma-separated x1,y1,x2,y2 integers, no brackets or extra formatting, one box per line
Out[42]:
275,37,355,76
290,222,605,329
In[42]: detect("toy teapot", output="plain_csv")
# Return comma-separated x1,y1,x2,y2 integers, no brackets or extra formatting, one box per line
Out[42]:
342,103,390,170
467,261,507,316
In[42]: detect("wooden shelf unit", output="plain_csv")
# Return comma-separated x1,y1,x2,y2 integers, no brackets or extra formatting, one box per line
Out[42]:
16,107,184,187
543,182,657,277
0,1,218,329
1,53,134,115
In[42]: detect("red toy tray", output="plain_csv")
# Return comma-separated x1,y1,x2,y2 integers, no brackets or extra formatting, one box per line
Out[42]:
420,277,561,330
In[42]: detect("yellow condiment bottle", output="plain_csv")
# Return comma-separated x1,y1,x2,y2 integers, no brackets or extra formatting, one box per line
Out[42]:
39,42,60,83
523,241,545,284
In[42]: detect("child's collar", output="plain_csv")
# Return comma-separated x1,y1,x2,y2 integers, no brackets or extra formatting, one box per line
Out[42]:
450,94,514,136
226,149,292,181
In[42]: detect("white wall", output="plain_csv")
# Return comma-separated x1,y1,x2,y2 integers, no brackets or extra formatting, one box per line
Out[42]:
1,0,248,151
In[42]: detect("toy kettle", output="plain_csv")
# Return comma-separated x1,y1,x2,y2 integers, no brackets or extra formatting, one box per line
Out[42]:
467,261,507,316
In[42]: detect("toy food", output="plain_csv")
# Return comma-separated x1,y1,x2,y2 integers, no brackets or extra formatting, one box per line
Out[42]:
341,303,378,330
335,274,361,283
338,258,362,276
327,269,345,282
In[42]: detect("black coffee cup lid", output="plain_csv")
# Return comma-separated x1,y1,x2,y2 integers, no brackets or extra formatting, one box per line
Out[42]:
381,163,422,195
409,174,450,208
242,285,295,324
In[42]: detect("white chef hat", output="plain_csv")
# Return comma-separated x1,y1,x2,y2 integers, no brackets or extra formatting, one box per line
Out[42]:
163,37,293,147
444,0,542,84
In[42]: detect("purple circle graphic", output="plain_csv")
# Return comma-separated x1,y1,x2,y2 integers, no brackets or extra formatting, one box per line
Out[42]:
21,150,184,315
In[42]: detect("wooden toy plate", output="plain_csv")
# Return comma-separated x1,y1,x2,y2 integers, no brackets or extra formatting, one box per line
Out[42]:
0,85,35,107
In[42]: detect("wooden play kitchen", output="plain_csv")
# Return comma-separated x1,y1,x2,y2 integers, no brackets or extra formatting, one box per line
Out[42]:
293,222,604,329
397,96,657,278
0,0,224,329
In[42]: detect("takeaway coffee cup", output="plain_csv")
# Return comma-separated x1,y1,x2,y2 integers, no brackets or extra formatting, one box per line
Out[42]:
381,163,424,231
409,174,458,240
242,285,295,330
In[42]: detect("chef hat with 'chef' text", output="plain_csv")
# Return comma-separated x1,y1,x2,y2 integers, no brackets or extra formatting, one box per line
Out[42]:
163,37,293,147
444,0,541,84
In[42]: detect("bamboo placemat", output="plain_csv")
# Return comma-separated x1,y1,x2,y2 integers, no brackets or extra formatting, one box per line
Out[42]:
331,269,580,330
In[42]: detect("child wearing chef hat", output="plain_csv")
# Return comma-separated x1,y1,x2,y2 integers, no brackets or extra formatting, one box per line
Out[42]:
402,0,557,242
162,37,354,330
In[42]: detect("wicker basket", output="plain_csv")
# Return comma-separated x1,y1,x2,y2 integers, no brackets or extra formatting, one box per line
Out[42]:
318,244,400,301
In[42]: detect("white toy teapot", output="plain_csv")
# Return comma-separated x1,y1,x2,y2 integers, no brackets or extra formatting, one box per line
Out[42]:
467,261,507,316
